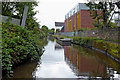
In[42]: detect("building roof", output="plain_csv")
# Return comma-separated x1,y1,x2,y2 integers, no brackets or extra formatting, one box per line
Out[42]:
55,22,65,27
65,3,89,20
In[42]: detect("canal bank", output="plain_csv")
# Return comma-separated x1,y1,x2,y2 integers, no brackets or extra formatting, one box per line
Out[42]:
54,35,120,64
2,38,120,79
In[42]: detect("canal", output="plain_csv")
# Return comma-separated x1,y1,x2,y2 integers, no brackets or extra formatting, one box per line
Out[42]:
6,39,120,79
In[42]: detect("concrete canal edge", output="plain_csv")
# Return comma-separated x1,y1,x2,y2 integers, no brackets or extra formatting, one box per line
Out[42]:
55,37,72,46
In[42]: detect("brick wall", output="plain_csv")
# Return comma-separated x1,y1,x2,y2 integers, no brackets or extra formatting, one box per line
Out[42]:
64,10,102,32
80,10,94,28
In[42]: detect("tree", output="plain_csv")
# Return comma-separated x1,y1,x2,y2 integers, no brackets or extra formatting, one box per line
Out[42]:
49,28,55,34
2,1,39,30
41,25,49,34
2,2,38,18
56,29,60,33
86,0,117,28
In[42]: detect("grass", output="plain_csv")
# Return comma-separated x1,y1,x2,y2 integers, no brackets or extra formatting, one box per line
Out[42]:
54,34,120,59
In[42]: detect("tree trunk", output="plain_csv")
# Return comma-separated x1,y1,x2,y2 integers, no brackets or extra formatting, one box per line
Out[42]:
103,2,108,29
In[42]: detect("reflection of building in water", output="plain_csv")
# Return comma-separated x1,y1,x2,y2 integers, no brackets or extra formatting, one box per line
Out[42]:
64,46,107,77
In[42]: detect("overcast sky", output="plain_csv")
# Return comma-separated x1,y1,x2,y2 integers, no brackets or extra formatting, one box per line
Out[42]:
34,0,87,29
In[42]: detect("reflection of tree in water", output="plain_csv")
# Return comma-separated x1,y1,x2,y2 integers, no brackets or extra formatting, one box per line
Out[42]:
48,35,55,42
2,38,48,79
64,45,120,79
13,61,38,78
41,38,48,47
38,38,48,49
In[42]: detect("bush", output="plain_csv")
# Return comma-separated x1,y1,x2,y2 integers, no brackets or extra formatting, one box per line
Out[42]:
2,22,47,74
73,37,99,46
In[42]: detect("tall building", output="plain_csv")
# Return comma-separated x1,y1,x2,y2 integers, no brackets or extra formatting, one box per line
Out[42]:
64,3,101,32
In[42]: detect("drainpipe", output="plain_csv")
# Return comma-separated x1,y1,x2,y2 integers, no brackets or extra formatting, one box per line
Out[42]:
118,9,120,27
115,1,120,27
118,9,120,44
115,1,120,43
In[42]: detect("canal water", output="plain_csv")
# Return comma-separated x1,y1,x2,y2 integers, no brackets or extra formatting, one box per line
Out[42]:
11,39,120,79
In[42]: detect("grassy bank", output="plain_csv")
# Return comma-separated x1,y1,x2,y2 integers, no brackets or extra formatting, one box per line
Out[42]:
73,37,120,59
53,35,72,39
2,22,48,76
54,34,120,60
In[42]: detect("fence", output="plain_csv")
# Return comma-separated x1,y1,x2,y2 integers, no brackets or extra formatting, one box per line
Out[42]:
57,27,120,41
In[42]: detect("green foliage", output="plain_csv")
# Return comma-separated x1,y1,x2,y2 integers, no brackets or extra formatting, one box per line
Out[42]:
73,36,120,59
94,40,120,59
78,28,84,32
108,43,120,58
78,28,93,31
59,37,64,39
49,28,55,34
2,2,38,19
2,22,48,74
93,20,118,28
93,20,104,28
86,1,116,28
108,22,119,28
73,37,98,47
2,2,39,30
56,29,60,33
40,25,49,35
2,1,49,76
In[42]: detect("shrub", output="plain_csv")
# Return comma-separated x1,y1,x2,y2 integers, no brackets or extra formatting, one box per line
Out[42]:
2,22,47,74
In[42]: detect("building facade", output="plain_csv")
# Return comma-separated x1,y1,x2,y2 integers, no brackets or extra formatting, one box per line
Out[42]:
64,3,100,32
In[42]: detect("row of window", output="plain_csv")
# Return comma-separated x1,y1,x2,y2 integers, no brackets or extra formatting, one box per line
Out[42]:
65,3,80,20
65,3,89,20
65,13,80,32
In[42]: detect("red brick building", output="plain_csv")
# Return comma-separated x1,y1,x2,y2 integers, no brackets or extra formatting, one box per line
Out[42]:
64,3,101,32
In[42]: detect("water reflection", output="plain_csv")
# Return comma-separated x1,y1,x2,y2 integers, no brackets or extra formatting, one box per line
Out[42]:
48,35,54,42
33,40,77,78
64,45,120,79
4,39,119,79
55,43,63,50
2,38,48,79
13,61,38,78
64,46,107,78
33,40,120,79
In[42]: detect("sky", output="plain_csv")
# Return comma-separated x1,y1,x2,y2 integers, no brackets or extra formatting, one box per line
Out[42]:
34,0,87,29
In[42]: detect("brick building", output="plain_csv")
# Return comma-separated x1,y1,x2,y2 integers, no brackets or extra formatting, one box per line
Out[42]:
64,3,101,32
